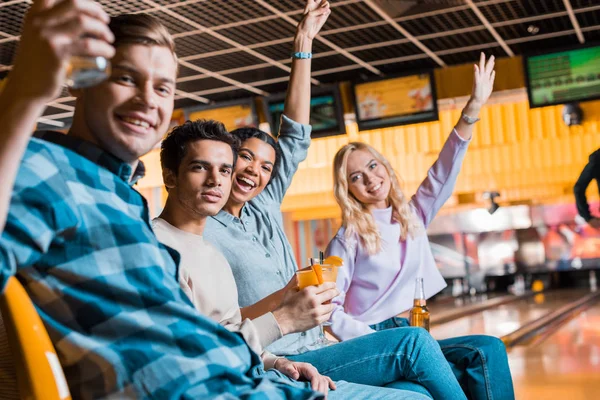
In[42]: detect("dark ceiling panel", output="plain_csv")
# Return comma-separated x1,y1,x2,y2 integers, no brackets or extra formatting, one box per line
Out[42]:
508,34,582,55
218,18,297,46
311,54,360,71
0,41,17,67
175,33,234,58
325,24,405,49
177,77,232,94
422,30,497,52
97,0,154,15
351,42,424,63
188,52,266,73
226,66,289,85
1,0,598,125
0,2,27,36
375,58,439,75
324,2,386,30
440,47,506,66
147,10,200,35
173,0,273,28
495,15,575,40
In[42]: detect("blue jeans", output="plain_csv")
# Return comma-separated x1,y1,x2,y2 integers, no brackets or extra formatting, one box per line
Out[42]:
371,317,515,400
262,369,430,400
287,327,467,399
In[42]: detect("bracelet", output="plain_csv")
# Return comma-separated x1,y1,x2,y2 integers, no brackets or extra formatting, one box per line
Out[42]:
461,112,480,124
291,51,312,59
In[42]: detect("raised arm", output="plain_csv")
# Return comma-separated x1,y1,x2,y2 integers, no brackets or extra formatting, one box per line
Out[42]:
574,150,599,224
412,53,496,227
0,0,114,232
259,0,330,204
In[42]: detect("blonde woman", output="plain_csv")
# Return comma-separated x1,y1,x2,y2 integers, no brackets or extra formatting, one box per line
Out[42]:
326,54,515,400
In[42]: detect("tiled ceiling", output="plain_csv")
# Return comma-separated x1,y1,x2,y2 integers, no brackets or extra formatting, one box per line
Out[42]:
0,0,599,129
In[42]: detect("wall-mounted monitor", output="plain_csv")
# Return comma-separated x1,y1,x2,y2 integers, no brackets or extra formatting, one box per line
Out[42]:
186,98,258,131
353,71,438,131
264,84,346,139
524,44,600,108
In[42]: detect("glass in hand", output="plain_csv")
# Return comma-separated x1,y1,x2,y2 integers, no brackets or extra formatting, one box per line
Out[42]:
296,258,339,351
66,56,111,89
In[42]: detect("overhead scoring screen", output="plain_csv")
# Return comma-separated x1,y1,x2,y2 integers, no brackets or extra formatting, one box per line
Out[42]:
353,72,438,130
525,45,600,108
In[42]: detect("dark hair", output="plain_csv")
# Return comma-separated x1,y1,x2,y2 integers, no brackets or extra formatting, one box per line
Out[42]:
160,120,240,174
230,127,282,185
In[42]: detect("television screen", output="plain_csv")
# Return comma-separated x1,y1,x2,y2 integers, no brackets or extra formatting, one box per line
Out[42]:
525,45,600,108
265,85,345,138
353,71,438,131
187,98,258,131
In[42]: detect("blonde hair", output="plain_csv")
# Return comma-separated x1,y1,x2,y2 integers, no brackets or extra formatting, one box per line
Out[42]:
332,142,420,255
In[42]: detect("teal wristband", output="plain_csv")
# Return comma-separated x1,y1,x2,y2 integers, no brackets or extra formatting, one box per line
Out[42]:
291,52,312,59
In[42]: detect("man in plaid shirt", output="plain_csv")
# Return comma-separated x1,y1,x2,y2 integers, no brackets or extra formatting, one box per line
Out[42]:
0,1,323,398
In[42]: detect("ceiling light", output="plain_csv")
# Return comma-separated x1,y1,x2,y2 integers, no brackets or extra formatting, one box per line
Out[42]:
527,25,540,35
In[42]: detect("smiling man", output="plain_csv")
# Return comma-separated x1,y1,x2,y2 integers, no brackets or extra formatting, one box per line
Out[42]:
0,2,321,398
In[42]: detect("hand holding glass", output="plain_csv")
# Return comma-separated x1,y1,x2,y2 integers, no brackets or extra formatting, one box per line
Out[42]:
296,259,339,350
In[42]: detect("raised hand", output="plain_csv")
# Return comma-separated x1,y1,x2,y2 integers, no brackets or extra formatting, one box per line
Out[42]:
297,0,331,40
9,0,115,101
471,52,496,107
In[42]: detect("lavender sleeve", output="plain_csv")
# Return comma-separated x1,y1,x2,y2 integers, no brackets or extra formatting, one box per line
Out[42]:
410,129,470,227
325,235,376,341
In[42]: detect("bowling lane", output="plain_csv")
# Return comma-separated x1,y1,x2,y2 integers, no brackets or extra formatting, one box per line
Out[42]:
397,292,507,320
510,301,600,400
429,289,591,341
428,292,506,314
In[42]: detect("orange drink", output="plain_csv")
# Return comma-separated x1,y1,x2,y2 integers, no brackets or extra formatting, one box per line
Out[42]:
295,259,340,350
296,264,337,290
296,269,320,289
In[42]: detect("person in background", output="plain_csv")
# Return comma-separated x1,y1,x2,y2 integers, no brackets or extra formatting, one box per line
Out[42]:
0,1,316,398
574,148,600,228
153,118,426,399
325,53,515,400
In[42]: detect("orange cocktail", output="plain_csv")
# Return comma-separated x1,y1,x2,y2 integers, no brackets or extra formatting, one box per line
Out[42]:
296,264,337,289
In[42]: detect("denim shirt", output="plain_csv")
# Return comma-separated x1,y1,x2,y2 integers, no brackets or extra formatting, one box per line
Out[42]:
205,115,320,355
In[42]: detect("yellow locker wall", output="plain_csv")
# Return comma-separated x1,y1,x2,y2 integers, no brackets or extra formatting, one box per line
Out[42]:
282,100,600,221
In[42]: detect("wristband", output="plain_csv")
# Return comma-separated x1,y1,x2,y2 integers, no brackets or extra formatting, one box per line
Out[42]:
291,52,312,59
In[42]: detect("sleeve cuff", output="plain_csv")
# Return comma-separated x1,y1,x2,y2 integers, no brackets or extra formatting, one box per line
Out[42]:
252,312,283,350
451,128,472,145
262,352,284,370
279,114,312,139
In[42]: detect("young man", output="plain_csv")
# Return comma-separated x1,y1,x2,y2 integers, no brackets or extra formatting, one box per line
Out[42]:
0,1,321,398
153,120,420,399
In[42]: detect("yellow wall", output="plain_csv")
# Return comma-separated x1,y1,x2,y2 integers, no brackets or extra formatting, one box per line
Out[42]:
135,56,600,221
283,99,600,221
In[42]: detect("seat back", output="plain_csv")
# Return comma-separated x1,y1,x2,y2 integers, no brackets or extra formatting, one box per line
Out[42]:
0,277,71,400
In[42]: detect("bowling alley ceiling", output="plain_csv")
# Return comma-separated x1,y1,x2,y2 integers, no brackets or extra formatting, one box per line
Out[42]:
0,0,599,129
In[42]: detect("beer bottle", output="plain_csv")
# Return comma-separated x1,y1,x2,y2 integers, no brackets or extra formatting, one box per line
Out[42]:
409,277,430,331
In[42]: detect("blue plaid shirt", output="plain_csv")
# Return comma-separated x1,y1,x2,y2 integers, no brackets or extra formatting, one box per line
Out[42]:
0,132,319,399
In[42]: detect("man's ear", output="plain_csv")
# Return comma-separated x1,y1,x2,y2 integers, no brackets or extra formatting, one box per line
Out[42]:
163,168,177,190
